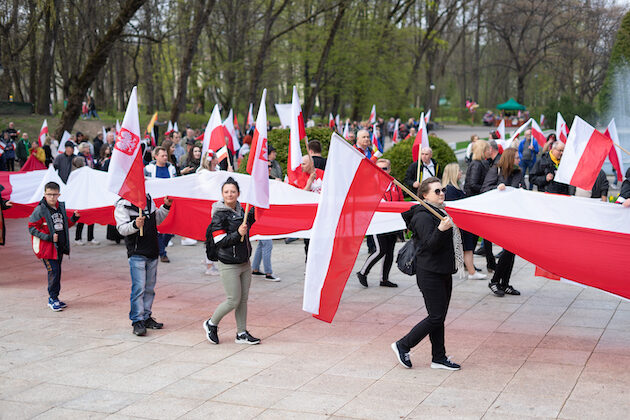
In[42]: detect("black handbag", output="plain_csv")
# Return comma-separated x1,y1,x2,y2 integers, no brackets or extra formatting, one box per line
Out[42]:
396,238,417,276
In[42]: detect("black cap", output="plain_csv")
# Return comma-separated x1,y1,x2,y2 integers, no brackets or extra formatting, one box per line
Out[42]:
268,144,276,153
64,141,74,148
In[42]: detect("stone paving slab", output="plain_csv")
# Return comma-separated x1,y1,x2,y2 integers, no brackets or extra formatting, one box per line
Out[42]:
1,220,629,419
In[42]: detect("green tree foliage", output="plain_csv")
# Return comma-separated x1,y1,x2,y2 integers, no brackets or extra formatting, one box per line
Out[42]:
600,10,630,112
382,135,456,183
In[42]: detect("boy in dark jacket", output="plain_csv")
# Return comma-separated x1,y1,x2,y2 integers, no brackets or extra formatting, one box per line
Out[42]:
28,182,80,311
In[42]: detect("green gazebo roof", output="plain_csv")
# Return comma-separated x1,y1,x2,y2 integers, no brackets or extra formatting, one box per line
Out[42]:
497,98,526,110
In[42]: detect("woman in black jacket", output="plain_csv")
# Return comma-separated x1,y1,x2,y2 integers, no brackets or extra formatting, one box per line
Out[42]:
481,148,523,297
391,176,461,371
203,177,259,345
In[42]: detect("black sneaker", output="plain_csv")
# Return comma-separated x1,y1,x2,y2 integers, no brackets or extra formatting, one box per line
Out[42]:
357,272,368,288
380,280,398,288
488,282,505,297
203,319,219,344
431,357,461,371
391,341,412,368
503,285,521,295
473,247,486,256
144,317,163,329
252,270,265,276
132,321,146,336
235,330,260,345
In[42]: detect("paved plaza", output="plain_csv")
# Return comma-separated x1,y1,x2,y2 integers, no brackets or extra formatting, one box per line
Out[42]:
1,220,629,419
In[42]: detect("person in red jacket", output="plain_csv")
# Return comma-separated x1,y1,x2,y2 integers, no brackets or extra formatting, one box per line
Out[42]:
28,182,80,311
356,159,405,288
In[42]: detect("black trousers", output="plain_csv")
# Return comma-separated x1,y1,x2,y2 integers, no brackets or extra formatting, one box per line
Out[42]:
484,239,496,270
359,233,397,282
43,255,63,300
366,235,376,253
491,249,515,287
75,223,94,241
399,267,452,361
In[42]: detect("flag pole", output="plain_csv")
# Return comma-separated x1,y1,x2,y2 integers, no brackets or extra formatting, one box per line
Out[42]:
615,143,630,158
240,203,250,242
393,179,447,221
416,157,421,182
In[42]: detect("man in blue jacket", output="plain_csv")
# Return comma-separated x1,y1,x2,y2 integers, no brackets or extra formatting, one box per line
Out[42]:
518,129,539,190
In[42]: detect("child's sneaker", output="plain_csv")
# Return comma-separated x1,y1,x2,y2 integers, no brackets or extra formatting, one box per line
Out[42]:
47,298,63,312
57,300,67,309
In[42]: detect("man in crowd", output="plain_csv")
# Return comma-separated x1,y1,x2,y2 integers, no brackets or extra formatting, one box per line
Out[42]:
405,147,442,191
53,141,80,183
518,129,539,189
530,141,572,195
171,131,186,161
115,192,172,336
308,140,327,170
354,129,380,161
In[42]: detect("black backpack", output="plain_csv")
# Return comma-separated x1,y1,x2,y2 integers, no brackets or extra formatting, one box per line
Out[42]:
205,224,219,261
396,237,417,276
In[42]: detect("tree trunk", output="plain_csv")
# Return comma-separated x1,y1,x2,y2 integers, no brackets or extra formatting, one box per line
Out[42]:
55,0,147,139
169,0,216,123
517,72,526,105
36,0,57,115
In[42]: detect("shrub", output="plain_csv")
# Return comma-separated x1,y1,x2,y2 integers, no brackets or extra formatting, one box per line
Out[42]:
382,134,457,182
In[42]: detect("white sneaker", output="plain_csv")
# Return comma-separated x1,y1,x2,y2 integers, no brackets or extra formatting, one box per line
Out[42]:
205,266,220,276
181,238,197,246
468,272,487,280
74,240,85,246
167,240,174,247
88,239,100,245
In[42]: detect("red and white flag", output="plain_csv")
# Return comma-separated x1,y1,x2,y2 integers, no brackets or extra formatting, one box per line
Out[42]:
540,114,545,128
556,112,569,143
494,119,507,152
328,113,335,129
605,118,624,183
216,145,229,163
173,122,179,134
164,121,174,136
335,114,340,130
555,116,612,191
247,103,255,127
38,120,48,147
223,109,240,153
201,104,225,158
369,105,376,124
107,86,146,209
391,118,400,144
303,133,394,322
0,140,5,156
58,131,74,154
412,112,429,161
233,112,240,129
424,109,431,124
288,86,306,186
243,89,270,209
115,120,121,137
530,118,546,148
507,119,532,145
342,120,350,140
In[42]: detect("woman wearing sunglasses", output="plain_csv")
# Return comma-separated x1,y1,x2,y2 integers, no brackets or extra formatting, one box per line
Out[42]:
391,177,461,371
481,147,523,297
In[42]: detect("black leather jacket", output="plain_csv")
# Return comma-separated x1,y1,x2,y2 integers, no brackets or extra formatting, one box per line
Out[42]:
209,201,256,264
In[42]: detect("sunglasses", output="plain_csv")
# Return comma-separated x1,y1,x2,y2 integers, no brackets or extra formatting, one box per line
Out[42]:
434,188,447,195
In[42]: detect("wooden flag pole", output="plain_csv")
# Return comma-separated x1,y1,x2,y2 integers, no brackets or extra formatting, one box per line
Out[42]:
615,143,630,158
416,157,422,182
240,203,250,242
393,179,447,222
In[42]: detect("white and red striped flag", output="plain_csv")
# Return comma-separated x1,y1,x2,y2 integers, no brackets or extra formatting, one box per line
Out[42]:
328,113,335,129
392,118,400,144
604,118,624,183
303,133,394,322
556,112,569,143
247,103,255,127
201,104,225,158
164,121,174,136
223,109,240,154
0,140,5,156
106,86,146,209
58,131,73,154
555,116,612,191
424,109,431,124
115,120,121,137
412,112,429,161
494,119,507,152
288,86,306,186
530,118,546,148
507,119,532,145
369,104,376,124
38,120,48,147
243,89,270,209
342,120,350,140
540,114,546,127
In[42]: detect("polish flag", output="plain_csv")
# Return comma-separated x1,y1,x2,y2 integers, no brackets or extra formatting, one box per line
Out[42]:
38,120,48,147
247,103,255,127
58,131,74,154
164,121,174,136
556,112,569,143
530,118,546,148
507,119,532,145
342,120,350,140
288,86,306,186
329,113,335,129
115,120,121,137
540,114,545,128
201,104,225,158
371,125,381,153
424,109,431,124
369,105,376,124
233,112,239,129
243,89,270,209
223,109,240,153
392,118,400,144
215,145,229,163
303,133,394,322
335,114,340,129
173,122,179,134
605,119,624,183
494,120,507,152
555,116,613,191
412,112,429,161
107,86,146,209
0,140,5,156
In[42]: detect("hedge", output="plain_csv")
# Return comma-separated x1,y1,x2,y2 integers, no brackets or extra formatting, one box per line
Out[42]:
381,134,457,182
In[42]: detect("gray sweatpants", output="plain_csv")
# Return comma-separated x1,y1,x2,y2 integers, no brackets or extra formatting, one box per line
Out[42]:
210,261,251,333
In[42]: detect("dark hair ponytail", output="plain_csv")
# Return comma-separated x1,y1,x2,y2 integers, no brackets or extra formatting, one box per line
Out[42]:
222,176,240,193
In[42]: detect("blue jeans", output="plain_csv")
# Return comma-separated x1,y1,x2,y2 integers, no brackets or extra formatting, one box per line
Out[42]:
43,256,63,300
157,233,174,257
520,159,535,189
252,240,273,273
128,255,158,322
